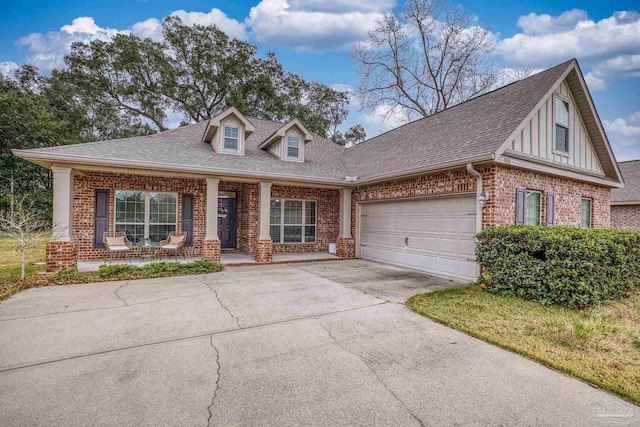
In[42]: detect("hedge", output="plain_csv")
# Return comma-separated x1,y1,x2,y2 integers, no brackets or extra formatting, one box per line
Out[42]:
476,226,640,308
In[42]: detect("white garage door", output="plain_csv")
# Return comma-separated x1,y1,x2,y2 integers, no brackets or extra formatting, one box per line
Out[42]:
359,196,478,281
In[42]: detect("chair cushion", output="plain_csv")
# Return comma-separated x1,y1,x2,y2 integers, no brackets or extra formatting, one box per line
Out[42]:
105,236,126,247
108,245,130,251
162,244,179,250
169,234,186,244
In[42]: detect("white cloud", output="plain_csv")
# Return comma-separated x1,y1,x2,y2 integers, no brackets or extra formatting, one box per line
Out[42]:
516,9,588,36
361,103,410,135
496,11,640,66
246,0,394,52
0,61,19,78
131,9,247,42
15,9,247,72
496,10,640,91
603,112,640,161
583,72,607,91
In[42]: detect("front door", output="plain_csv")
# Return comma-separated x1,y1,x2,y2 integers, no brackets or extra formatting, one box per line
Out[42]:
218,198,237,249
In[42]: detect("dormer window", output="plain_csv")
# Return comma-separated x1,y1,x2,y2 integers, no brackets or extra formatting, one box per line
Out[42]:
287,136,300,158
224,126,240,151
555,97,570,153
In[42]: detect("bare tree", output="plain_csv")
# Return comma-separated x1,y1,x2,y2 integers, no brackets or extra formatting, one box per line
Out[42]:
0,200,49,280
353,0,497,123
345,124,367,146
498,66,536,86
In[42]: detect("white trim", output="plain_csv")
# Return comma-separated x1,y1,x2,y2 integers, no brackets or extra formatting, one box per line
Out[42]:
114,190,178,242
611,201,640,206
524,189,543,226
553,94,571,156
269,198,317,244
221,124,241,154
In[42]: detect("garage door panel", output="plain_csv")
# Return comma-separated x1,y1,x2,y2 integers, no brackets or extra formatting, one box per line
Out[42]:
359,196,478,281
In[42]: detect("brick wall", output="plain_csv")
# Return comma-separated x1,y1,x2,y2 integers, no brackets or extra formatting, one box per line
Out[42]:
482,165,611,228
72,172,208,261
271,185,340,253
611,205,640,231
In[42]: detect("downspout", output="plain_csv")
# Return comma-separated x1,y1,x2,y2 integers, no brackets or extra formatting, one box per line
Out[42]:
466,163,483,234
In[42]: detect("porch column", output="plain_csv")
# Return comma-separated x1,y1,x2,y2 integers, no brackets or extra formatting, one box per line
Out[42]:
256,181,273,263
337,188,355,258
202,177,221,262
46,166,77,271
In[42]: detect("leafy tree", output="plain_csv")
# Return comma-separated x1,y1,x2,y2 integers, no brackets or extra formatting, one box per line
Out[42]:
353,0,496,122
344,124,367,145
63,16,349,137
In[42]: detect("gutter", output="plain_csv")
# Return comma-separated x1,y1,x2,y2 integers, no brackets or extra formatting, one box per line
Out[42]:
466,163,484,234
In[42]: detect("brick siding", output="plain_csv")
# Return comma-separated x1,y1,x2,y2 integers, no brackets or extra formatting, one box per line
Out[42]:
482,165,611,228
611,205,640,231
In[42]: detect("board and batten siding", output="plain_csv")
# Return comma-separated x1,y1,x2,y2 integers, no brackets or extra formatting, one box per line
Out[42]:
509,79,603,174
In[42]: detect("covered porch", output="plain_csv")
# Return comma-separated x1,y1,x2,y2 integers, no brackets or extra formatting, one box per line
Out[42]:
46,167,355,271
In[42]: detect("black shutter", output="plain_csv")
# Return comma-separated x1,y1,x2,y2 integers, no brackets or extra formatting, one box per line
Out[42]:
94,190,109,248
182,194,194,247
546,192,555,226
515,187,526,225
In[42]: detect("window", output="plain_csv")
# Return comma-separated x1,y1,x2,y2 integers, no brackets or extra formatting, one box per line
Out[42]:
223,125,239,150
581,198,592,229
525,190,542,226
115,191,177,244
555,97,570,153
287,135,300,158
270,199,316,243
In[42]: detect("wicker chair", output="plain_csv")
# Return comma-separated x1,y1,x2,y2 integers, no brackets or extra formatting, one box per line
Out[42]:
103,231,132,264
159,231,188,260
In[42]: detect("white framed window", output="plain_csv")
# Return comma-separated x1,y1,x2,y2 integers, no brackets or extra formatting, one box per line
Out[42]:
223,125,240,151
555,96,570,153
581,198,592,229
525,190,542,226
270,199,316,243
287,135,300,158
115,191,178,243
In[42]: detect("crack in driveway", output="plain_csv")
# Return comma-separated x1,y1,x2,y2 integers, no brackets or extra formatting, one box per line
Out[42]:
316,319,426,427
207,335,221,427
113,282,129,306
195,278,242,329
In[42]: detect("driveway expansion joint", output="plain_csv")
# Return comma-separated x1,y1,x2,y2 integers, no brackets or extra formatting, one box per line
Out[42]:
316,319,427,427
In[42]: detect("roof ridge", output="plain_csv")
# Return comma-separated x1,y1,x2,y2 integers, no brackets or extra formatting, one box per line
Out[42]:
348,59,575,150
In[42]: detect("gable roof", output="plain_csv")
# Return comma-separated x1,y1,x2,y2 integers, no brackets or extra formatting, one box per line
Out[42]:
611,160,640,204
13,59,622,187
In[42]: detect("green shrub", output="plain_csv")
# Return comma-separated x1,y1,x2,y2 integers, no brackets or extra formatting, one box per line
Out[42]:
98,264,139,278
476,226,640,308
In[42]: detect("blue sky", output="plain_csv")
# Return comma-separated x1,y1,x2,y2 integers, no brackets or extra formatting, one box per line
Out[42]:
1,0,639,160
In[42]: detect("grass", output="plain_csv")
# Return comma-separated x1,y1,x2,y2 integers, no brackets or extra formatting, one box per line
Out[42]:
0,243,224,301
407,284,640,404
0,234,48,281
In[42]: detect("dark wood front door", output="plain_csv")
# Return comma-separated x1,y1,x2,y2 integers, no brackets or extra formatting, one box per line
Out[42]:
218,198,237,249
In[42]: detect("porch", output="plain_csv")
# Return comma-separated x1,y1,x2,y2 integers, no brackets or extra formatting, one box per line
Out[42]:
46,168,356,271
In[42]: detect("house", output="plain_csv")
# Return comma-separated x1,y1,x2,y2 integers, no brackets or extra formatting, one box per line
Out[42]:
611,160,640,231
13,59,623,281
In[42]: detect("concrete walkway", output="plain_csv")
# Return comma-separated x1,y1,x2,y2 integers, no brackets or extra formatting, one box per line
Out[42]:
0,260,637,426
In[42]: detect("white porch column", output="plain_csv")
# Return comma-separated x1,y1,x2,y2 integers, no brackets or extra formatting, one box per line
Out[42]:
205,178,220,240
339,188,353,239
258,182,272,240
51,166,74,241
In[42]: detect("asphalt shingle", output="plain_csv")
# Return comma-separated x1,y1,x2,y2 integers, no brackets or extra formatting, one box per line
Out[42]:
612,160,640,203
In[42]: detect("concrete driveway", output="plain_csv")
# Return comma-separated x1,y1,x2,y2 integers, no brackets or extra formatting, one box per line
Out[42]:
0,260,636,426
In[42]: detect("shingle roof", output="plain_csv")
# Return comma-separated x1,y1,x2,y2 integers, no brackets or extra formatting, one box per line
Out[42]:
612,160,640,203
15,60,591,184
344,60,573,179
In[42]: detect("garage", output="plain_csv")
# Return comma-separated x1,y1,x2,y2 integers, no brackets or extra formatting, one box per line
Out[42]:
358,196,478,281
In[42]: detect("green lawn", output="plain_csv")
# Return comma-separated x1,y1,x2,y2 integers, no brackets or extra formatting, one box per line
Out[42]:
407,285,640,404
0,235,48,281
